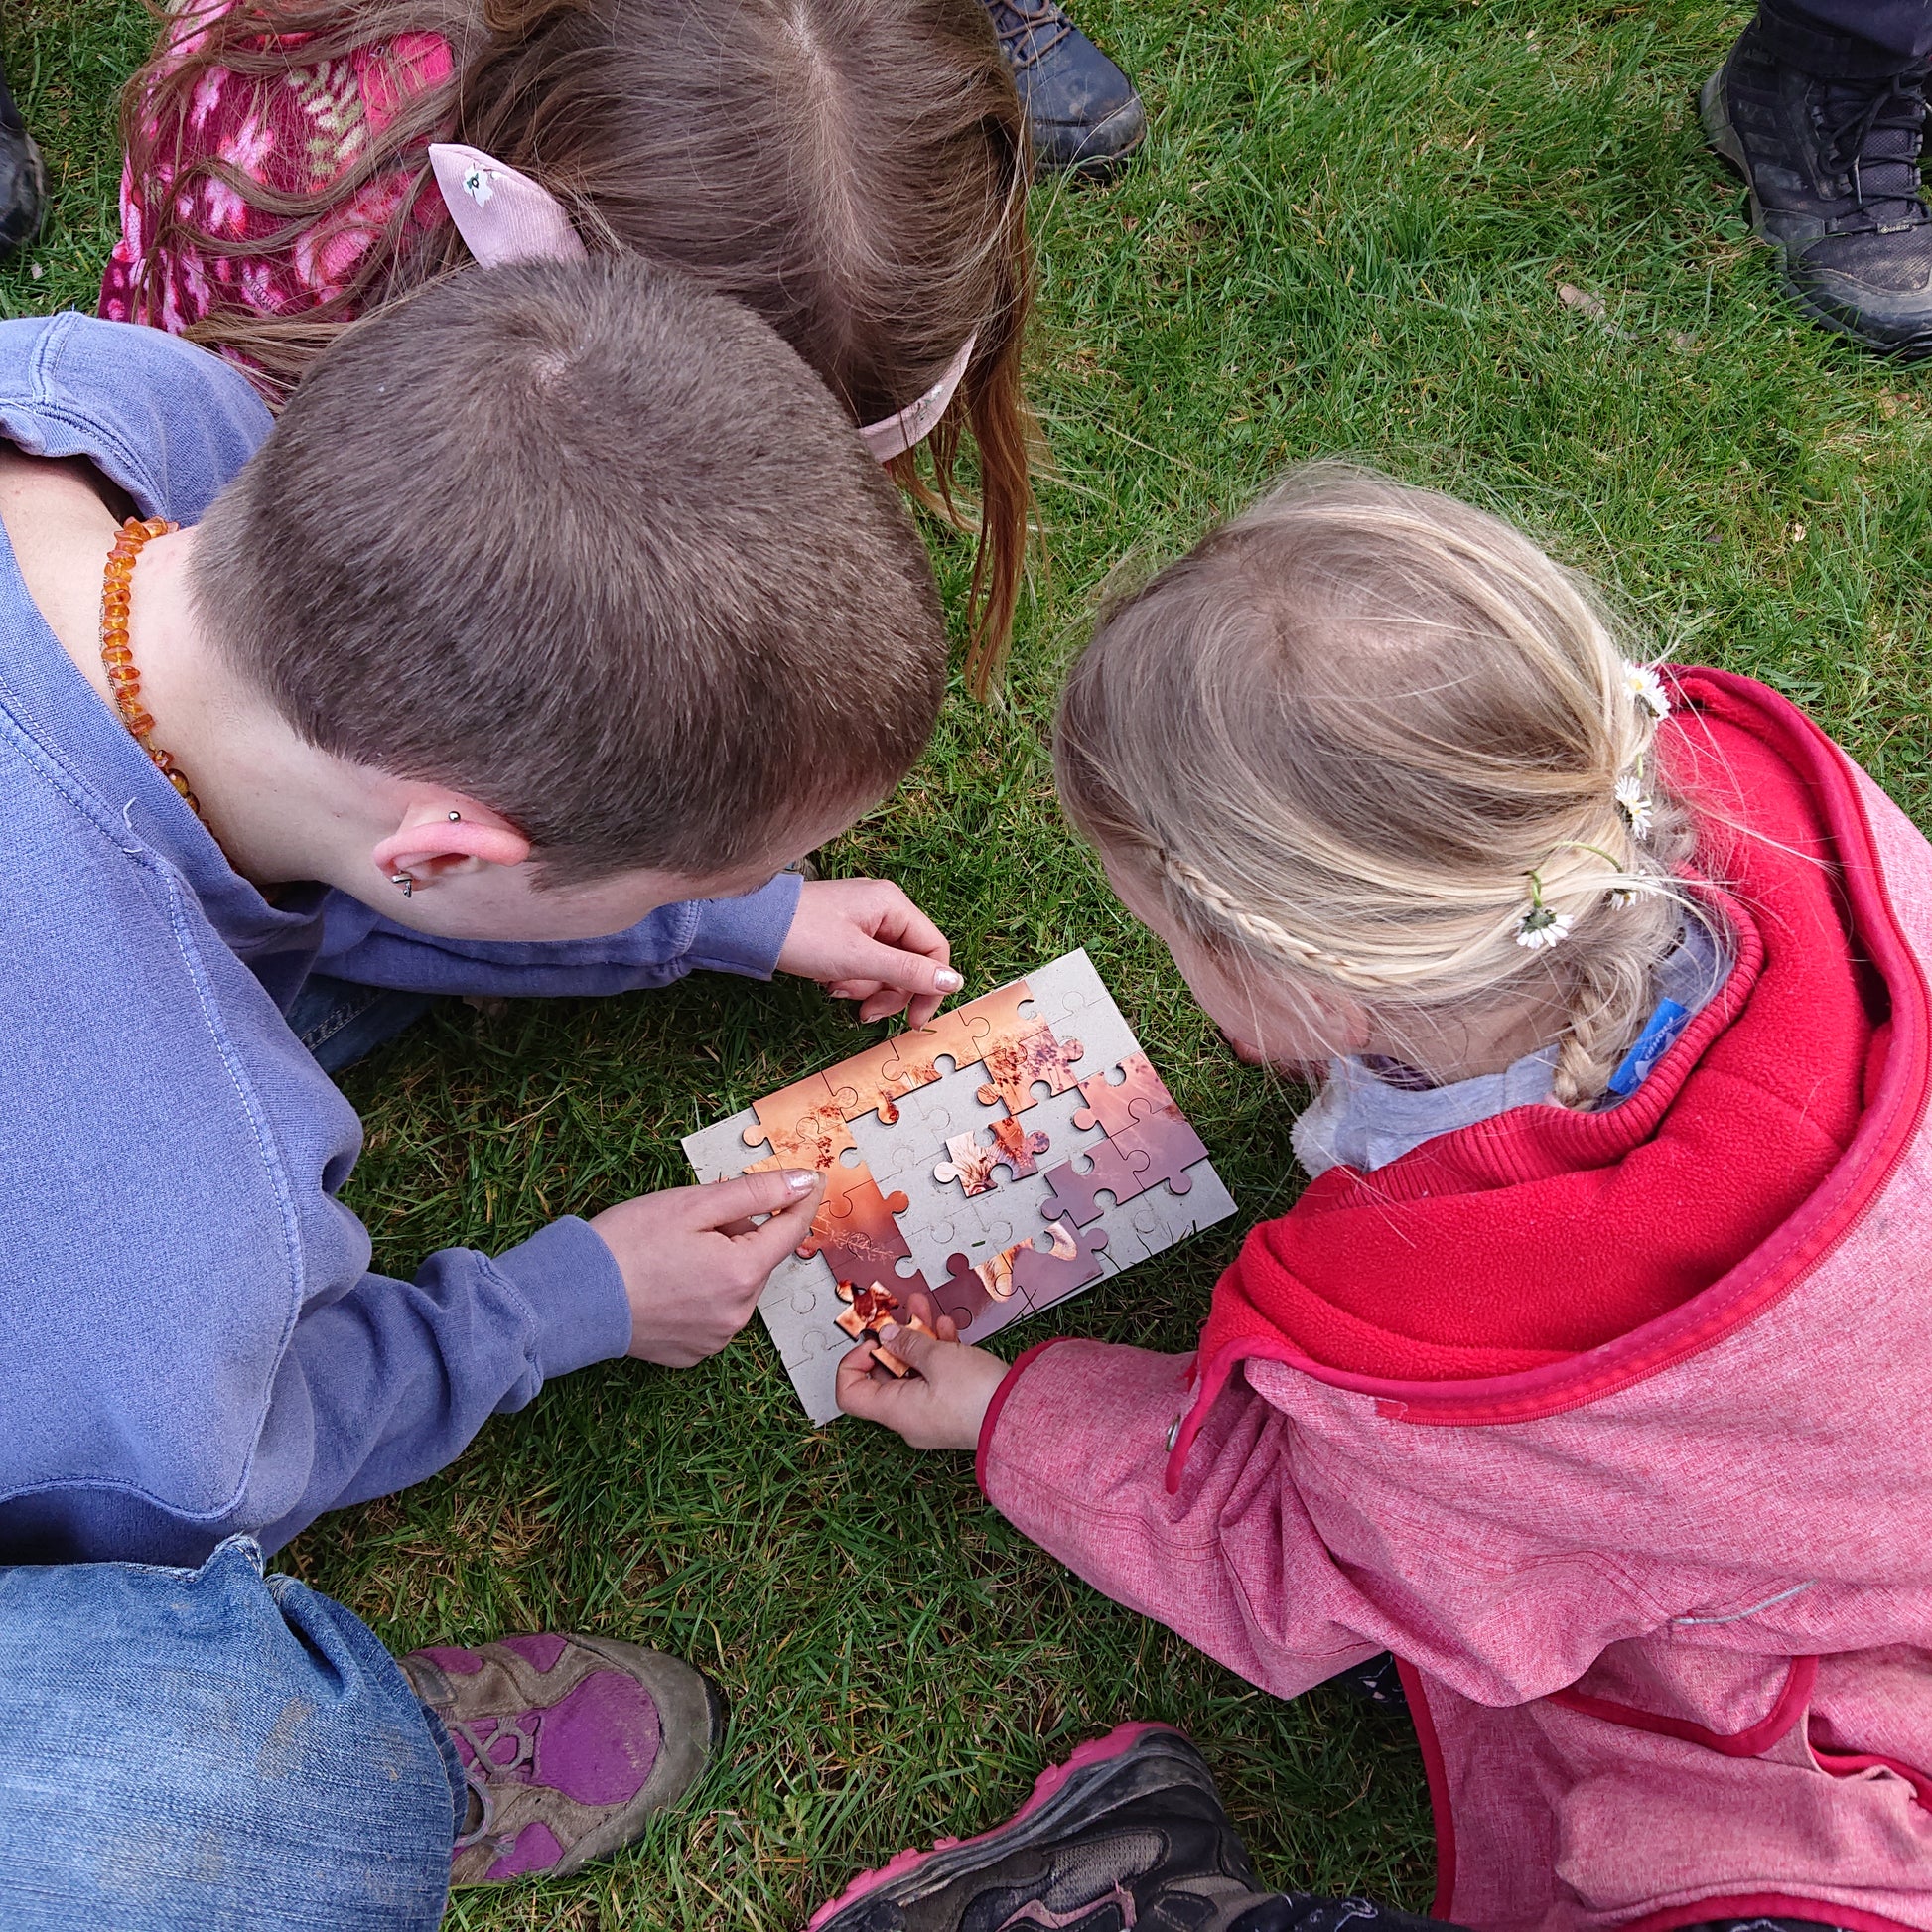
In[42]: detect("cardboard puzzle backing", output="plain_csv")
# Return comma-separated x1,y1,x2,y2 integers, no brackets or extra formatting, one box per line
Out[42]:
683,949,1236,1423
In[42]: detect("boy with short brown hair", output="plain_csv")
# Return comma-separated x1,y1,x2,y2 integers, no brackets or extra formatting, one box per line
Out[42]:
0,254,956,1910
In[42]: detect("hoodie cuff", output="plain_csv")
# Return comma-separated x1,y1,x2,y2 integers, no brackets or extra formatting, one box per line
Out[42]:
976,1337,1074,1495
492,1216,632,1379
681,871,803,980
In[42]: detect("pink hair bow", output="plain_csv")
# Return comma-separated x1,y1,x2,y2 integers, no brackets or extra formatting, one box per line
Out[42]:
428,142,973,462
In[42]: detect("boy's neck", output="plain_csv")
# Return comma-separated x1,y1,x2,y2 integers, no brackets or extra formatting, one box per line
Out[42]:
0,444,372,890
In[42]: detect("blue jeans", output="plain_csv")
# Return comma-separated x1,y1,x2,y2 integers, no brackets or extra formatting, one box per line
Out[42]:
0,1538,460,1929
1762,0,1932,70
288,973,437,1076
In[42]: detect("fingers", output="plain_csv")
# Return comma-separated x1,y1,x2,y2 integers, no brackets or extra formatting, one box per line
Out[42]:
693,1167,823,1229
901,1290,959,1344
876,1317,950,1375
864,889,953,976
834,1326,938,1418
836,1339,895,1419
837,933,963,1005
725,1179,826,1280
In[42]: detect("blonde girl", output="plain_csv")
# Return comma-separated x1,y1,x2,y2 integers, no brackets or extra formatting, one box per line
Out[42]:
831,467,1932,1932
104,0,1035,687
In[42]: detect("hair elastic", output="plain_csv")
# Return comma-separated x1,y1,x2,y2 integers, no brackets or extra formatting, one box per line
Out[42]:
427,144,975,465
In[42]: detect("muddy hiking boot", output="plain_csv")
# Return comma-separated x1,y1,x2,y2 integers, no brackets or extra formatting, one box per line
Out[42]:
1702,19,1932,358
0,65,43,265
808,1722,1465,1932
398,1631,724,1886
982,0,1145,177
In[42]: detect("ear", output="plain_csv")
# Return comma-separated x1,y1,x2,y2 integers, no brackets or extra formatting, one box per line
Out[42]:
371,796,530,887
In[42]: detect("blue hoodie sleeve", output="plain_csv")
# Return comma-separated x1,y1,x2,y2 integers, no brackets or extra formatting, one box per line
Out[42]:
0,1217,635,1566
245,1218,633,1552
312,871,803,997
0,312,272,521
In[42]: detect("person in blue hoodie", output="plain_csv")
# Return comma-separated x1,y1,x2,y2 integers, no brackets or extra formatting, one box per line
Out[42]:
0,256,959,1922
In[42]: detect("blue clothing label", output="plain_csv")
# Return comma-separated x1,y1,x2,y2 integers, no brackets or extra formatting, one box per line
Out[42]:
1605,998,1691,1098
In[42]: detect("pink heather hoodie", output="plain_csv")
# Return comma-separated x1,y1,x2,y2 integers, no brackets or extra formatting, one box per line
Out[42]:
976,671,1932,1932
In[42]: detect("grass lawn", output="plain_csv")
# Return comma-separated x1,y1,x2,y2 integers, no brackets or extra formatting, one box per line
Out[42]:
9,0,1932,1925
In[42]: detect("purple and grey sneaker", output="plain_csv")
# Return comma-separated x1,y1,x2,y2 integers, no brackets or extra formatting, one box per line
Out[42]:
398,1631,725,1886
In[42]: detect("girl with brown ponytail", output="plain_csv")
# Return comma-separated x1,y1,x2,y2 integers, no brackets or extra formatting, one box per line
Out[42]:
103,0,1035,689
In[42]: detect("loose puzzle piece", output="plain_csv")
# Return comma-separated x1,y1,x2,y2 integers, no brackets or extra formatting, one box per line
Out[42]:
1039,1137,1152,1226
834,1279,902,1341
989,1114,1052,1178
933,1131,1002,1198
831,1284,937,1377
1071,1051,1181,1138
932,1117,1052,1197
975,1023,1086,1116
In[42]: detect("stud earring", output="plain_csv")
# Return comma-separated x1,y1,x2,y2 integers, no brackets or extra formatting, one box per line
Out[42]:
390,871,414,898
448,810,461,821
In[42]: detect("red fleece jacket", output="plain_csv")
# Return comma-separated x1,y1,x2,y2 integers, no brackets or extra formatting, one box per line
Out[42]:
1198,669,1885,1382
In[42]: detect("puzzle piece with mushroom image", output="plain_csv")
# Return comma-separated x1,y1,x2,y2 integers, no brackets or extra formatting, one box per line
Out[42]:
683,949,1235,1423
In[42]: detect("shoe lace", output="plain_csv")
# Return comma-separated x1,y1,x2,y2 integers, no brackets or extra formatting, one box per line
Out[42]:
450,1713,540,1857
981,0,1072,69
1815,68,1931,230
995,1887,1137,1930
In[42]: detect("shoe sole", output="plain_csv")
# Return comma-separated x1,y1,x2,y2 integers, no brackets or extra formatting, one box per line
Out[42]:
1699,69,1932,361
527,1643,728,1883
807,1722,1190,1930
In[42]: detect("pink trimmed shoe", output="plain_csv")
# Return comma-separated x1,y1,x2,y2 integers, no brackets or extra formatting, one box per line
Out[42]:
398,1631,723,1886
808,1723,1278,1931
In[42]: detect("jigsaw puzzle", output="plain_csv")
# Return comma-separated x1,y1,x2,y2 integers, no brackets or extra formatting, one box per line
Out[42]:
683,949,1236,1423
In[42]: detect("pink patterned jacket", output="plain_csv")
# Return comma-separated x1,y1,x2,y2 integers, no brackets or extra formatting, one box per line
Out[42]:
98,6,452,341
978,672,1932,1932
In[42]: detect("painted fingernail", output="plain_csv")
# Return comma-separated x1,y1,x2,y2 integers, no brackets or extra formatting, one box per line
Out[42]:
784,1169,816,1194
934,968,963,992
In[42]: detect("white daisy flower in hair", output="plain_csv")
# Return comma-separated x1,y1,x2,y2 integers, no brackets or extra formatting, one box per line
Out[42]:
1621,660,1671,721
1614,774,1653,841
1516,905,1574,950
1607,885,1641,908
1515,867,1575,950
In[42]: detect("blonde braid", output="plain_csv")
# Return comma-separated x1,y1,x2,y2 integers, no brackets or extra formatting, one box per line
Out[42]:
1157,849,1375,985
1054,463,1703,1110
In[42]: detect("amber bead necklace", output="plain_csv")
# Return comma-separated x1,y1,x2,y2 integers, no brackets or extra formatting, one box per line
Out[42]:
99,515,204,821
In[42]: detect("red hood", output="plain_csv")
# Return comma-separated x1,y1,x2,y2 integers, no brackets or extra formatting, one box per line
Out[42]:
1180,669,1925,1464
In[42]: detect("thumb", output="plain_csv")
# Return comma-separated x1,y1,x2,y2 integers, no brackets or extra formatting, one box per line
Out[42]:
875,1318,943,1376
698,1168,823,1229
